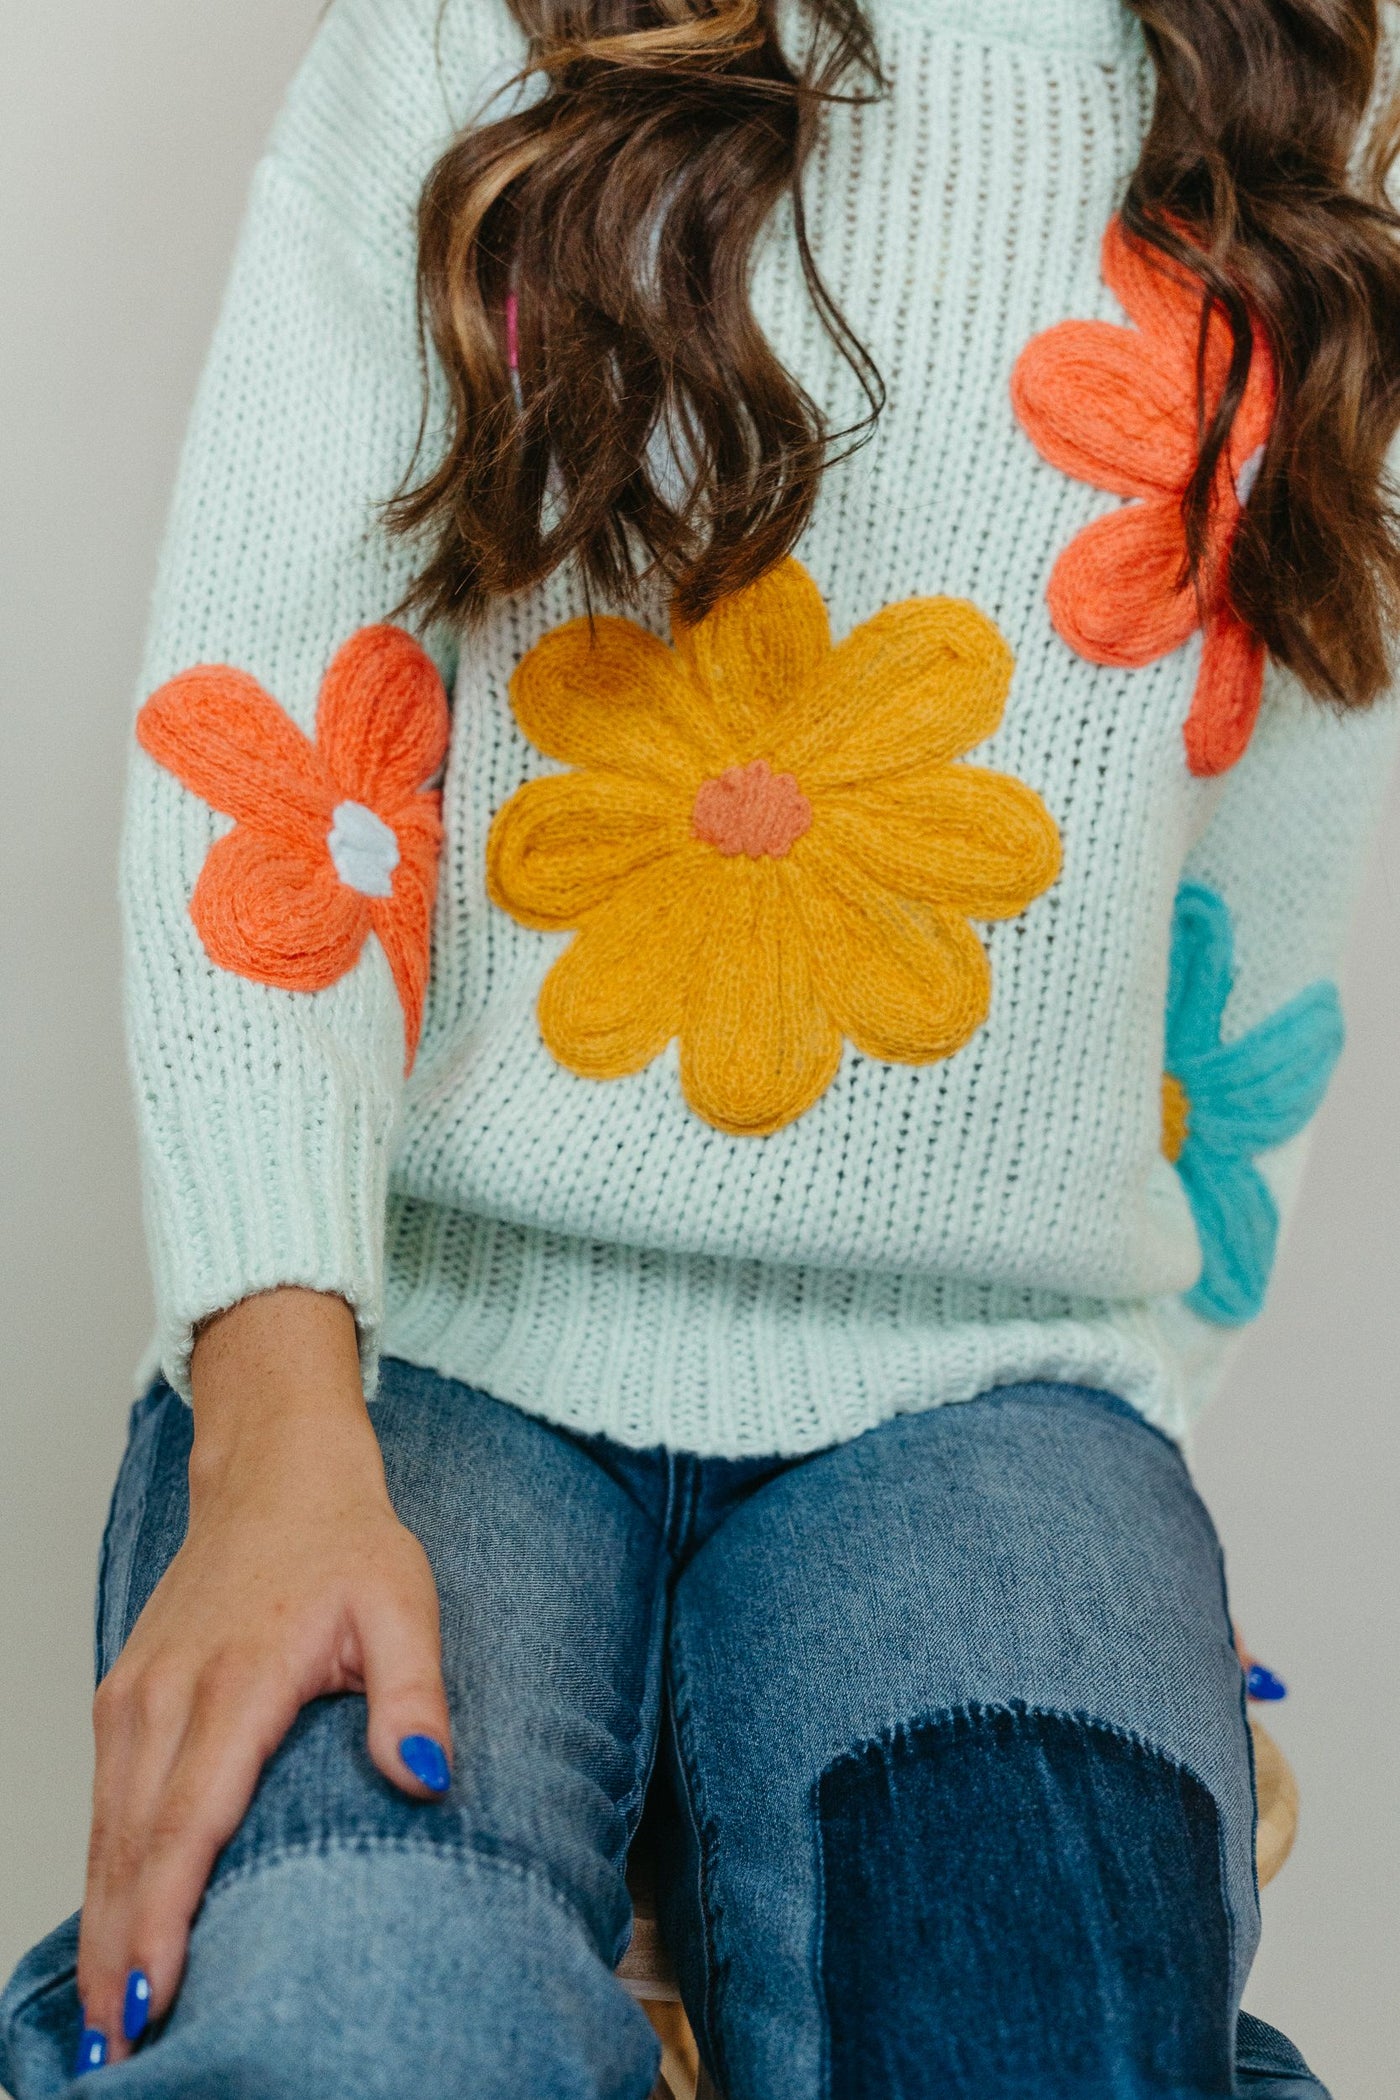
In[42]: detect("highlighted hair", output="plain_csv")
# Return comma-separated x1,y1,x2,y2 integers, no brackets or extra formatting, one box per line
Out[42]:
392,0,1400,710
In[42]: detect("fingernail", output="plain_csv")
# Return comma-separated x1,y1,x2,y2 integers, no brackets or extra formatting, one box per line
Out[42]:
74,2024,107,2076
123,1969,152,2043
1246,1661,1288,1702
399,1733,451,1793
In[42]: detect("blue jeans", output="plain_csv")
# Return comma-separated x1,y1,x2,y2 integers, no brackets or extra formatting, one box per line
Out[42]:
2,1363,1327,2099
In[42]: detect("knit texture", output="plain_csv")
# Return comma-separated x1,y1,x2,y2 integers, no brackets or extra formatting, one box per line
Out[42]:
1011,216,1276,776
484,556,1060,1137
136,625,449,1067
123,0,1399,1450
1161,882,1345,1328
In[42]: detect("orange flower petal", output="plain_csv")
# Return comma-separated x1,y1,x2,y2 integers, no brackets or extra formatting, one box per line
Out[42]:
189,824,368,992
536,855,716,1081
137,666,330,843
1183,610,1267,778
1046,501,1199,666
822,764,1061,919
1102,218,1276,469
1012,319,1199,500
370,798,443,1072
670,556,832,753
1016,215,1275,769
1100,217,1205,364
798,855,991,1066
678,865,842,1135
317,626,450,811
785,598,1014,788
510,617,721,785
487,770,689,932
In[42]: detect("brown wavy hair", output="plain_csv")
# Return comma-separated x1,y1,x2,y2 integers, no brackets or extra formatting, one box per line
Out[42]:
390,0,1400,708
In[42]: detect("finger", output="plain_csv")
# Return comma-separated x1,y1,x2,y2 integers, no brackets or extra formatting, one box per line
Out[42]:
356,1555,453,1799
107,1655,304,2046
78,1662,196,2060
1233,1626,1287,1704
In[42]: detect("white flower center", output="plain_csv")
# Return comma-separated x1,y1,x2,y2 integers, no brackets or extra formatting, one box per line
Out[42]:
1234,444,1265,509
328,799,399,898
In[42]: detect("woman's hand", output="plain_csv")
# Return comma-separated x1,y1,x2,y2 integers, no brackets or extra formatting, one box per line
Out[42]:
74,1289,452,2069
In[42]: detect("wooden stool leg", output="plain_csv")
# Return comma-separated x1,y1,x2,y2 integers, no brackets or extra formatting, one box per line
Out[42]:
1251,1716,1300,1887
643,1999,701,2100
625,1778,718,2099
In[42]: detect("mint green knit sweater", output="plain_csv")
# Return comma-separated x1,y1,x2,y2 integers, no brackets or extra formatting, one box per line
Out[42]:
123,0,1399,1453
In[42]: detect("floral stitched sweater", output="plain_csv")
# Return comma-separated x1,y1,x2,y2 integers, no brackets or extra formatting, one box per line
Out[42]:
124,0,1399,1454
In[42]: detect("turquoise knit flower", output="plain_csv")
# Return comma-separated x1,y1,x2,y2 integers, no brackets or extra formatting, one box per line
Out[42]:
1164,883,1344,1326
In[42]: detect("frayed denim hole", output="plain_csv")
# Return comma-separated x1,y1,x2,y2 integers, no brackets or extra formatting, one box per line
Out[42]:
815,1704,1234,2100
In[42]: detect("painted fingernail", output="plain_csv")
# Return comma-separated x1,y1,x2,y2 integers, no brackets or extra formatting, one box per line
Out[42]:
74,2024,108,2075
1246,1661,1288,1702
399,1734,451,1793
123,1969,152,2043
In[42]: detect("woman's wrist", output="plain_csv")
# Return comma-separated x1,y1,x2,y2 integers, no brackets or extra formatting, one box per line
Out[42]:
188,1287,380,1507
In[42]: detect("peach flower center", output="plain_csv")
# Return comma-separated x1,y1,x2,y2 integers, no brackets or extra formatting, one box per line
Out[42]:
691,759,813,861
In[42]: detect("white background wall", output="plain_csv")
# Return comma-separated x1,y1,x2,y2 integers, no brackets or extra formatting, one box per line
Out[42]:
1,3,1396,2090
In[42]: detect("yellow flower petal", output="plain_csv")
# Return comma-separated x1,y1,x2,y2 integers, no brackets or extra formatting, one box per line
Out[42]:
500,573,1051,1134
797,852,992,1065
511,616,721,784
819,764,1061,919
1161,1072,1190,1163
536,853,715,1080
782,598,1014,788
671,556,832,755
486,770,688,931
678,862,843,1135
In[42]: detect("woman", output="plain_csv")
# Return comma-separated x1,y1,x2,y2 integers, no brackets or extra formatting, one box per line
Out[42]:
3,0,1398,2092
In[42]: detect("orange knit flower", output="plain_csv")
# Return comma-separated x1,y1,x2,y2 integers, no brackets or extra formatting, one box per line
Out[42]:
1012,216,1276,776
487,559,1061,1136
136,626,449,1071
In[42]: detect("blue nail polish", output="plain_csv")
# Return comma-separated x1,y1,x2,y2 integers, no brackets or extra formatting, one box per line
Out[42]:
73,2026,107,2076
1246,1661,1288,1702
399,1733,451,1793
123,1969,152,2043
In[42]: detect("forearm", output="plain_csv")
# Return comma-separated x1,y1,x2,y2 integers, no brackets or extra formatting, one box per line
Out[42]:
188,1288,384,1509
81,1289,451,2063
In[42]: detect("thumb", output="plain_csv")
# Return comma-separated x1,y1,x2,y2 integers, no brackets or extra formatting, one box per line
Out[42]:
356,1549,453,1801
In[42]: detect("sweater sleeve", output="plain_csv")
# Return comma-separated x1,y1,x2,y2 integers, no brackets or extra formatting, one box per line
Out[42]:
1161,664,1398,1397
120,0,509,1399
1154,13,1400,1385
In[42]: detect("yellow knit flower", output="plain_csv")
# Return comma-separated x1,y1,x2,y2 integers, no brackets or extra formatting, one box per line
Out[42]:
487,558,1061,1136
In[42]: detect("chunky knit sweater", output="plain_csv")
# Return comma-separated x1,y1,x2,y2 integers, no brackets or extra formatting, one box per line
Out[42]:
123,0,1398,1454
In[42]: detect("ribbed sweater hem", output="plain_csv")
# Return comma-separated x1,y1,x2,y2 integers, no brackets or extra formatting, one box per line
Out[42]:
368,1201,1195,1458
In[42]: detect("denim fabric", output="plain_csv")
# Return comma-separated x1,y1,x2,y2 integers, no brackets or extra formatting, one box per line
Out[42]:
817,1707,1231,2096
1,1364,1328,2100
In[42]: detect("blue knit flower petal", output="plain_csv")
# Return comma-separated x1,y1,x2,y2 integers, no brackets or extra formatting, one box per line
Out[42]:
1184,982,1344,1156
1166,882,1234,1067
1178,1149,1280,1326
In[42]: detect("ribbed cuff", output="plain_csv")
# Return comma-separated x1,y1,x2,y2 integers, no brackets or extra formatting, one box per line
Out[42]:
133,977,403,1405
